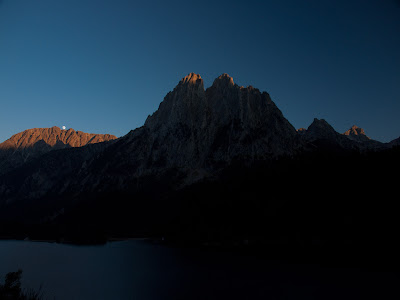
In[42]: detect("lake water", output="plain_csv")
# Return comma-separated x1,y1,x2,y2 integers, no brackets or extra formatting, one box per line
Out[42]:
0,240,398,300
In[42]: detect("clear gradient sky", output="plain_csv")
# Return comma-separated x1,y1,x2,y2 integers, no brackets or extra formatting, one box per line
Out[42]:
0,0,399,142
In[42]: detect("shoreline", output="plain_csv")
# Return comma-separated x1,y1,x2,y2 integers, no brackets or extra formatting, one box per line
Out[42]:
0,236,154,245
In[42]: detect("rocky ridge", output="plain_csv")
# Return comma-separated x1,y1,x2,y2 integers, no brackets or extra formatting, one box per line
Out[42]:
298,120,393,151
299,118,357,150
0,127,117,175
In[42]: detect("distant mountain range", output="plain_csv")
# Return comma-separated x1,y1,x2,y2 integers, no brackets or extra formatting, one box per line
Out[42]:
0,127,116,175
0,73,399,254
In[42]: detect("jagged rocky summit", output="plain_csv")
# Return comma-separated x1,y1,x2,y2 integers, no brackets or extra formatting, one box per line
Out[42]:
343,125,370,142
142,73,300,169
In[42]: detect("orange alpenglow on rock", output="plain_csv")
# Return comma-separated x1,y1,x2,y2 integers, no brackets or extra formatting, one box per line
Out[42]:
180,73,202,85
0,127,117,175
0,126,116,149
343,125,370,142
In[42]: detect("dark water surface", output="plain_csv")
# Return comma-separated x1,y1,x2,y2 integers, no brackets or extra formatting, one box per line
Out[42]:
0,240,398,299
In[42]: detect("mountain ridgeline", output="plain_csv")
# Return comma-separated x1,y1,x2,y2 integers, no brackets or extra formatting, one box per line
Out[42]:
0,73,399,263
0,127,116,175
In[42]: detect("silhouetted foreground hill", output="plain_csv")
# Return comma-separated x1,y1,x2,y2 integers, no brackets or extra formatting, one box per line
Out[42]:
0,74,399,269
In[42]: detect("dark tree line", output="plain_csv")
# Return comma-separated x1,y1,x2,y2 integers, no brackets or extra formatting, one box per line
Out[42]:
0,270,44,300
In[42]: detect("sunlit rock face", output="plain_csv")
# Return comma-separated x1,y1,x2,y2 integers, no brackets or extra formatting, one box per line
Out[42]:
0,127,116,175
343,125,371,142
297,128,307,135
0,127,116,149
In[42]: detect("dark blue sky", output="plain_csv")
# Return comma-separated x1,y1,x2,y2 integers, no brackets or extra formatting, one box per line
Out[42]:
0,0,399,142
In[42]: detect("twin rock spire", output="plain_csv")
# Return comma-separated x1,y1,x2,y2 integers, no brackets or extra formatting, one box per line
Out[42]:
179,73,235,89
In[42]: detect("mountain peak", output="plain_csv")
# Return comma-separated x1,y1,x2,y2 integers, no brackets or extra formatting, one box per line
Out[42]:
212,73,235,87
343,125,370,142
309,118,333,130
345,125,367,136
303,118,340,142
180,73,202,85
